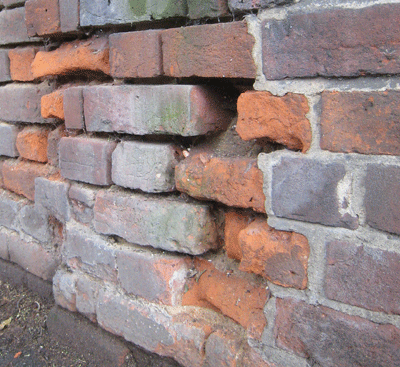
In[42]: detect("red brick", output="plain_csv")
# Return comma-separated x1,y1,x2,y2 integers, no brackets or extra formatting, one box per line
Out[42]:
175,153,266,213
63,87,84,130
25,0,60,37
224,211,253,260
237,91,311,152
182,258,269,338
321,91,400,155
8,47,38,82
238,218,309,289
262,4,400,79
31,37,110,78
275,298,400,367
16,126,50,163
2,159,55,200
110,30,162,78
41,89,65,120
162,21,256,78
60,137,117,186
325,240,400,315
0,8,31,46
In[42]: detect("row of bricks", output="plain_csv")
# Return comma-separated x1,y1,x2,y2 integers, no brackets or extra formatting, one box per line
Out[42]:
2,3,400,81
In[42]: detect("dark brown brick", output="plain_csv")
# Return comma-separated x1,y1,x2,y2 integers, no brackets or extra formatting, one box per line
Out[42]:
365,164,400,235
162,21,256,78
321,91,400,155
275,298,400,367
0,7,31,46
25,0,60,37
262,4,400,79
110,30,163,78
325,240,400,315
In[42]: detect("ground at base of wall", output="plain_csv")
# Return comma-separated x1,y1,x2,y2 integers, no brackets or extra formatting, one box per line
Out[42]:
0,280,181,367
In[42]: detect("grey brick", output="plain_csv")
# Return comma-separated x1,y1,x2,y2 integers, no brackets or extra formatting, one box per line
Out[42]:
0,50,11,82
0,189,28,230
18,204,52,243
0,123,21,157
0,8,31,46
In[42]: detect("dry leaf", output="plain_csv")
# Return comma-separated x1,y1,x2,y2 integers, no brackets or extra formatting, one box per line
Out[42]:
0,316,12,330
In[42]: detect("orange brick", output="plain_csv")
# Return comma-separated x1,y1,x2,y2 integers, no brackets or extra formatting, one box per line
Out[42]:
8,47,38,81
41,90,64,120
237,91,311,152
16,126,50,163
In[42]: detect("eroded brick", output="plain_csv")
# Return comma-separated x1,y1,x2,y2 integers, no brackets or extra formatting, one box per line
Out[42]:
41,90,64,120
16,126,50,163
8,47,38,81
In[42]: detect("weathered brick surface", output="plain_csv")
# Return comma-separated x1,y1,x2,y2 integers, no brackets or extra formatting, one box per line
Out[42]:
188,0,229,19
68,183,98,224
237,91,311,152
25,0,60,36
18,204,52,243
271,157,358,229
365,164,400,235
182,258,269,339
0,50,11,82
84,85,233,136
0,123,20,157
8,47,37,82
80,0,187,27
0,83,54,123
117,247,190,306
41,90,65,120
47,125,66,167
0,7,31,46
31,37,110,78
162,21,256,78
321,91,400,155
59,0,79,33
63,87,84,130
110,30,163,78
16,126,50,163
53,270,77,311
112,141,181,193
94,189,218,255
2,159,54,200
325,241,400,315
60,137,117,186
229,0,293,11
75,274,99,322
7,229,59,280
0,189,27,230
275,298,400,367
35,177,70,222
2,0,27,7
239,218,309,289
262,4,400,79
175,153,266,212
224,211,252,261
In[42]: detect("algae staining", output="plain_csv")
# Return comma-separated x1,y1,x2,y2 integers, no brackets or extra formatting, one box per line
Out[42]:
128,0,147,16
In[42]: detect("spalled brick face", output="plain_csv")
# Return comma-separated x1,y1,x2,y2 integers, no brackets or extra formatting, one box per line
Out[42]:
16,126,50,163
41,90,65,120
364,164,400,235
275,298,400,367
263,4,400,79
321,91,400,155
8,47,37,81
162,21,256,78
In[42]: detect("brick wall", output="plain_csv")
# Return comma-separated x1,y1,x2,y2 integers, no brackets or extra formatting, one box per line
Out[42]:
1,0,400,366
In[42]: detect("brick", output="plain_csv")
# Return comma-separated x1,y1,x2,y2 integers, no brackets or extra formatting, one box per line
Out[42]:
110,30,162,78
188,0,229,19
237,91,311,152
83,85,233,136
0,49,11,82
80,0,187,27
238,218,309,289
0,123,21,157
321,91,400,155
0,83,55,123
0,229,10,260
41,90,64,120
224,211,253,260
3,0,26,7
25,0,60,36
59,0,79,33
35,177,70,222
271,157,358,229
60,137,117,186
325,240,400,315
31,37,110,78
53,269,77,311
94,189,218,255
182,258,269,339
75,274,99,322
176,153,266,212
8,47,37,82
112,141,181,193
16,126,50,163
262,4,400,79
2,159,54,200
0,189,27,230
116,247,190,306
63,87,84,130
275,298,400,367
69,183,97,208
18,204,52,243
7,230,59,280
0,8,31,46
229,0,293,11
162,21,256,78
365,165,400,235
63,223,117,282
0,159,4,188
47,124,66,167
